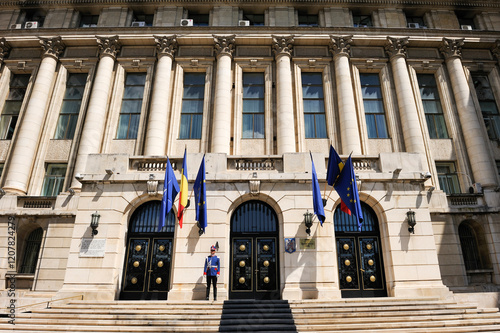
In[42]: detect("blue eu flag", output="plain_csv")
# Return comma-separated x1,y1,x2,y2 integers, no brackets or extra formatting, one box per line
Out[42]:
334,155,363,231
327,145,344,186
159,157,179,231
310,153,325,226
194,155,207,233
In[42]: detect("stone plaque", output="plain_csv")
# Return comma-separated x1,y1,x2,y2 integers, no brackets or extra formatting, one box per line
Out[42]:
300,238,316,250
79,238,106,257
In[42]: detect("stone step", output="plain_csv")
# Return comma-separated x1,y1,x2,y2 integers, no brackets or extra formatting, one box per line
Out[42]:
0,318,221,326
292,308,499,319
0,323,219,332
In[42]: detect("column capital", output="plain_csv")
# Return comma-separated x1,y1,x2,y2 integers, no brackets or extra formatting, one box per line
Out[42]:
491,40,500,61
0,38,11,63
96,35,121,60
329,35,352,58
440,38,464,60
272,35,294,58
213,35,235,58
154,35,178,59
385,37,409,60
39,36,65,60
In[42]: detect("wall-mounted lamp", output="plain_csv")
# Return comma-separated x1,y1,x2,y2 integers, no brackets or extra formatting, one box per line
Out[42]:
394,167,402,174
105,168,114,175
0,188,5,196
69,188,75,195
406,209,416,234
90,211,100,236
304,210,313,236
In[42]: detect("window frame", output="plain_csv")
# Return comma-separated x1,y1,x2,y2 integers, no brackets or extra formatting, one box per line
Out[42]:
417,73,449,139
54,73,87,140
116,72,147,140
471,73,500,141
242,72,266,139
41,163,67,197
301,71,328,139
0,73,31,140
359,73,389,139
435,161,461,195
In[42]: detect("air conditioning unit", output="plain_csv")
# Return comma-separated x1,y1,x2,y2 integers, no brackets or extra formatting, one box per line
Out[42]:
461,25,473,30
10,23,22,29
239,20,250,26
131,21,146,27
25,21,38,29
180,19,193,26
408,22,420,28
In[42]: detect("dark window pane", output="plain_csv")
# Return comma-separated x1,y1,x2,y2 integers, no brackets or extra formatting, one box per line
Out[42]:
418,74,448,139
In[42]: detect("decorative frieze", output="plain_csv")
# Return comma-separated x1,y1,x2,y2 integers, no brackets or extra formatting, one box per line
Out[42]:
213,35,235,58
96,35,121,59
385,37,409,59
329,35,353,58
0,38,10,63
272,35,294,58
154,35,177,58
440,38,464,60
39,36,65,59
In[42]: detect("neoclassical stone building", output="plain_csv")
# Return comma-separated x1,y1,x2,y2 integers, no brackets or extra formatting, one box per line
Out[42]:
0,0,499,308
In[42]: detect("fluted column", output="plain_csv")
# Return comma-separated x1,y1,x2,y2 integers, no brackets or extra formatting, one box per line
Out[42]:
385,37,426,155
440,38,497,187
330,36,361,155
3,37,65,194
144,36,177,156
211,35,235,154
71,36,121,189
273,36,296,154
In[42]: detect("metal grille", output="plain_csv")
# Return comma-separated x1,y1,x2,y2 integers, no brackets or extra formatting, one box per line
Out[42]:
334,202,378,233
458,223,482,271
231,200,277,233
129,201,175,234
20,228,43,274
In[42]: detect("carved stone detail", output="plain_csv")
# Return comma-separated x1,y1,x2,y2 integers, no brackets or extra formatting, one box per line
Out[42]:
214,35,235,58
154,35,177,58
39,36,65,59
272,35,294,58
329,35,353,58
249,180,260,196
440,38,464,60
147,174,158,196
385,37,409,59
491,40,500,61
96,35,121,59
0,38,10,63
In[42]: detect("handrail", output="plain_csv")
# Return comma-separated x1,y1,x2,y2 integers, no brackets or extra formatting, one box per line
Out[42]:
12,294,83,311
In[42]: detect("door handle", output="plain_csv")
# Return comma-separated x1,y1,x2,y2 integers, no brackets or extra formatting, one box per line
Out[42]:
360,268,365,273
148,270,153,273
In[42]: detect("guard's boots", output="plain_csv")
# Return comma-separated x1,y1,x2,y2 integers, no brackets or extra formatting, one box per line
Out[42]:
213,287,217,301
206,288,210,300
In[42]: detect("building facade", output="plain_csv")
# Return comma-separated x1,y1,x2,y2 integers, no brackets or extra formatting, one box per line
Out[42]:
0,0,499,307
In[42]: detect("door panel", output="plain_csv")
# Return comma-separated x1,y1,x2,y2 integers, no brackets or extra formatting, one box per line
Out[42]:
337,237,360,290
123,238,149,293
231,238,253,293
256,238,277,292
147,239,172,293
359,237,384,291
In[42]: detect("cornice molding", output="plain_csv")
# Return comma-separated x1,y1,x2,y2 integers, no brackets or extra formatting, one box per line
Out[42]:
440,37,464,60
385,36,409,60
272,35,294,58
213,35,235,59
329,35,352,58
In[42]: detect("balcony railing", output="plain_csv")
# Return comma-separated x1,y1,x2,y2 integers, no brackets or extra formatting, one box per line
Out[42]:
447,194,484,207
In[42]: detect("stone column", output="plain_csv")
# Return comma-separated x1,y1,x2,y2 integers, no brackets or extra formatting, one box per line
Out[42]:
440,38,497,188
273,36,296,154
385,37,426,155
144,36,177,156
71,36,121,189
211,35,235,154
330,36,361,155
3,37,65,194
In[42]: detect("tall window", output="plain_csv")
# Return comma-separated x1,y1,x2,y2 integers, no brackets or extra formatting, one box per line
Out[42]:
180,73,205,139
406,15,425,28
298,13,319,27
79,14,99,27
361,73,388,139
20,227,43,274
472,74,500,140
0,74,30,140
353,14,373,27
242,73,265,139
41,164,67,196
54,73,87,139
418,74,449,139
302,72,327,138
116,73,146,139
436,162,460,194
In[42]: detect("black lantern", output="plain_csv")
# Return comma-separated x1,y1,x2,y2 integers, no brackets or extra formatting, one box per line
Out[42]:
304,210,313,236
406,209,416,234
90,211,100,236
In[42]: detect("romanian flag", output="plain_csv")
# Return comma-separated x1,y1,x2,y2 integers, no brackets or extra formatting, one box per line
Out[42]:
177,149,188,228
334,155,363,231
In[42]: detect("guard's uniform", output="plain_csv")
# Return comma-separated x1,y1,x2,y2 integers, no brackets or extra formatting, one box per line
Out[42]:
204,249,220,300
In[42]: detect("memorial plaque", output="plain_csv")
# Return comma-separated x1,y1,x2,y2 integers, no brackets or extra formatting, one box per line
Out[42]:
80,238,106,257
299,238,316,250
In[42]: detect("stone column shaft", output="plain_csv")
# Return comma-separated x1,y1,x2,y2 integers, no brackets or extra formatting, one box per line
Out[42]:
442,38,497,187
212,35,235,154
4,37,64,194
273,36,296,154
71,36,120,189
330,36,361,155
144,36,177,156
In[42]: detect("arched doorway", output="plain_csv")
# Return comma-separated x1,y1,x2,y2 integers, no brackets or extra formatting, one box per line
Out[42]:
230,200,280,300
334,202,387,298
120,201,176,300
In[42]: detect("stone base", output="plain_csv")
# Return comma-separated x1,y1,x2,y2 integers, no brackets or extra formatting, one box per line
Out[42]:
282,282,341,300
391,281,453,299
55,288,116,302
453,292,500,309
168,283,228,301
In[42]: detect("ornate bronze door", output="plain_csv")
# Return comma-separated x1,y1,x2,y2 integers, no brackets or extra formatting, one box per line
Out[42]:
334,202,387,298
230,237,278,299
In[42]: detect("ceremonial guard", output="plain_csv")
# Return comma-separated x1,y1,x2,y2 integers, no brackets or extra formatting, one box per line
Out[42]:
203,245,220,300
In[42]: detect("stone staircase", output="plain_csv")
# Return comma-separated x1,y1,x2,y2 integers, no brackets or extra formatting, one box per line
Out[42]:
0,297,499,332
